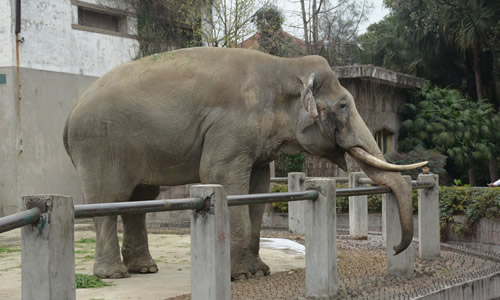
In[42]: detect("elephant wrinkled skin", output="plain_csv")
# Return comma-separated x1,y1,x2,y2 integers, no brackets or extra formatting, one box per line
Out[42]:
64,47,425,279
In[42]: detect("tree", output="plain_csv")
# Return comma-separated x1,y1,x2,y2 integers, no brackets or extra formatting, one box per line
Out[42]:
252,5,285,56
124,0,270,56
294,0,372,57
318,0,372,65
398,85,498,186
384,0,500,105
361,0,500,181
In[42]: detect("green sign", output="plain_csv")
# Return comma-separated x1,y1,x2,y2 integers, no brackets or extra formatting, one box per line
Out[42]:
0,74,6,84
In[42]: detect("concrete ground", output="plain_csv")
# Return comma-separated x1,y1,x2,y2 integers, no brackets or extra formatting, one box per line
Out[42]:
1,225,499,300
0,224,305,300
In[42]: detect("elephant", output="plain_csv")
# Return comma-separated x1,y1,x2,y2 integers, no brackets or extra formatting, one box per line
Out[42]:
63,47,426,279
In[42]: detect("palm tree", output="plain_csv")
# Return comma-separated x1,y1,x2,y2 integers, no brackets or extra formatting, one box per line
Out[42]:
439,0,500,181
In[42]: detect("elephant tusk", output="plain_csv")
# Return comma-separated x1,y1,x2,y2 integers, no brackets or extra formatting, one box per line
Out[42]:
348,147,428,171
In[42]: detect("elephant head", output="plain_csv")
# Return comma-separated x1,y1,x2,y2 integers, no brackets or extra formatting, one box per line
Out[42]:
293,59,426,255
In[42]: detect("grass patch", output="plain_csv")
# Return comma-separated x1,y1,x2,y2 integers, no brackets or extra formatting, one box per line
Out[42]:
0,246,21,253
76,254,95,262
75,250,93,254
76,238,96,244
441,269,451,273
75,274,112,289
154,256,168,264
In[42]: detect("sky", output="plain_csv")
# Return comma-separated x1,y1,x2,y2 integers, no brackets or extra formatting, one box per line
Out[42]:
275,0,390,38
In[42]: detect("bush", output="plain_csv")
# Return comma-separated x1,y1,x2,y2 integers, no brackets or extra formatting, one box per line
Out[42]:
274,154,304,177
270,183,288,213
439,186,500,240
385,147,449,184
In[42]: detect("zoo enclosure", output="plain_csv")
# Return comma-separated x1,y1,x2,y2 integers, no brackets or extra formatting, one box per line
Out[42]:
0,173,439,300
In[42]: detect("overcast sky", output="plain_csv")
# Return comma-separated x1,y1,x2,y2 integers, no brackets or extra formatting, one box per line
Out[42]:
275,0,390,37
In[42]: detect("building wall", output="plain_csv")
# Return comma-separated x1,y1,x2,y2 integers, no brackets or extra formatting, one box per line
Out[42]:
341,78,407,144
0,68,18,216
16,0,138,76
0,0,139,216
0,0,15,67
0,67,98,215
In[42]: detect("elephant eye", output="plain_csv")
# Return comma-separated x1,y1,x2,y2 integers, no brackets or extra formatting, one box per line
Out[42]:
339,100,348,112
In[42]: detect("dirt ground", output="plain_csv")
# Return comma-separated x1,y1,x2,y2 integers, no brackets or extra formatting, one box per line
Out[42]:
0,226,305,300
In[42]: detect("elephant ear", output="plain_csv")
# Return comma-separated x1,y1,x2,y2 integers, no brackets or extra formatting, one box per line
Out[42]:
301,73,319,119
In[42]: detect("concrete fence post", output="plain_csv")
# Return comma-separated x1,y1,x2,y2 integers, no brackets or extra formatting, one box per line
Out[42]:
418,174,440,260
305,178,337,298
348,172,368,239
21,195,75,300
190,185,231,300
288,172,306,234
382,176,414,278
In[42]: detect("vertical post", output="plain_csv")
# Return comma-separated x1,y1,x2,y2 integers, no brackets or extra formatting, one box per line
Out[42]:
305,178,337,298
288,172,306,234
190,185,231,300
418,174,440,259
348,172,368,239
382,176,414,278
22,195,75,300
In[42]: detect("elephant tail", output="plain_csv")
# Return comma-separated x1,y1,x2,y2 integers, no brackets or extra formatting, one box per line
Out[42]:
63,114,76,167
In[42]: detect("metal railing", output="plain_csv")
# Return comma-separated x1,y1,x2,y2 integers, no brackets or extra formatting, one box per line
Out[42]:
0,207,42,234
0,172,439,300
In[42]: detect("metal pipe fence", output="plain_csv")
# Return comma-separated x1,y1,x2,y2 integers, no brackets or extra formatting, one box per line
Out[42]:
0,172,439,300
0,207,41,234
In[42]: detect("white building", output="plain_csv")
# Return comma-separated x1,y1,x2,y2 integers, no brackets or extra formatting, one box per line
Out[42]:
0,0,139,216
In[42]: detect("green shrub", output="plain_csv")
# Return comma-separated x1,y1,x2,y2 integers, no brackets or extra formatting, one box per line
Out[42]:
439,186,500,240
270,183,288,213
275,154,304,177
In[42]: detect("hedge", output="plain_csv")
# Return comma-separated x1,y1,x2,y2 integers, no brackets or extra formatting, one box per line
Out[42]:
271,183,500,239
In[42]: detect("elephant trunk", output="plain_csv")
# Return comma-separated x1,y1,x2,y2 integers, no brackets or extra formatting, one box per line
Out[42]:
346,128,413,254
353,159,414,254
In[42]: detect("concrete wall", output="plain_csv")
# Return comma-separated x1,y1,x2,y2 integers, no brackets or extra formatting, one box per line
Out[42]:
0,67,97,215
7,0,139,75
445,216,500,251
340,78,407,147
0,67,18,216
0,0,15,67
0,0,139,216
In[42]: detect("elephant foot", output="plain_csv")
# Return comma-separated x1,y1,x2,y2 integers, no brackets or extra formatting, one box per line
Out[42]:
244,255,271,277
93,261,130,279
123,251,158,274
231,261,251,281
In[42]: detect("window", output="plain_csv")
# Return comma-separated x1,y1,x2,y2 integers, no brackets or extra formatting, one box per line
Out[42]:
78,7,125,33
374,128,394,155
71,0,135,38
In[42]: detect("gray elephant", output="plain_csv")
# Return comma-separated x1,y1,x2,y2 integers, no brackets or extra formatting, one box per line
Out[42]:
64,47,425,279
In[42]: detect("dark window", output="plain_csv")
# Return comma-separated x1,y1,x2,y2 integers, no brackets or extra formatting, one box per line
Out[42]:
375,129,394,155
78,7,127,33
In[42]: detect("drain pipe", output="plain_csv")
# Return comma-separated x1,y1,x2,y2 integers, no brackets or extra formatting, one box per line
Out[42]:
15,0,23,151
15,0,23,206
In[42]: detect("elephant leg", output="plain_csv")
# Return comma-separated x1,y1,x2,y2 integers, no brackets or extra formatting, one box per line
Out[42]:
77,163,136,279
121,184,160,274
199,145,254,280
244,164,271,277
93,215,130,278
